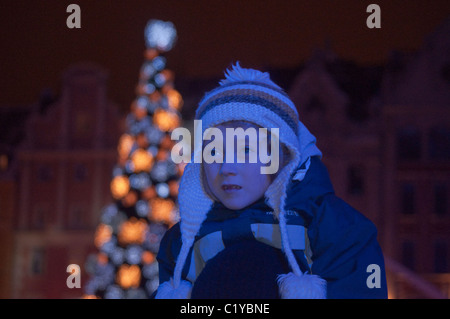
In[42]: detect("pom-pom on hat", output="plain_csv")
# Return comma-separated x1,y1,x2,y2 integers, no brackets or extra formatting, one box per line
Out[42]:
156,62,326,299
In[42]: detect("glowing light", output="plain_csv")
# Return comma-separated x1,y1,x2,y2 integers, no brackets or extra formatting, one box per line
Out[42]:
136,200,150,217
152,56,166,71
149,198,175,223
118,217,147,245
156,182,170,198
168,180,179,197
122,189,138,207
129,173,151,191
142,263,158,279
117,134,134,159
154,72,166,88
141,251,156,264
104,285,124,299
142,186,157,200
110,248,125,266
156,149,168,161
94,224,113,248
160,134,174,150
153,109,180,132
110,175,130,199
135,133,149,149
131,149,154,172
97,253,109,265
166,88,183,110
144,48,159,61
116,264,141,289
126,245,144,265
144,20,177,52
133,103,148,120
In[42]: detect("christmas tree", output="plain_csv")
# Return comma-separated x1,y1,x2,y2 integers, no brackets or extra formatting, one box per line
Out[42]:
83,20,184,299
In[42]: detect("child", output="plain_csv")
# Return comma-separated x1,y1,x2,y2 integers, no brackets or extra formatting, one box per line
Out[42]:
154,62,387,299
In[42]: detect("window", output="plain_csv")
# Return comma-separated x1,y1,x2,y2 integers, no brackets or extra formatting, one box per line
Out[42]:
348,165,365,195
401,241,415,271
428,126,450,160
67,206,85,229
75,111,93,137
306,96,325,114
434,183,448,216
401,183,416,215
32,206,46,229
30,248,45,276
74,164,88,182
37,165,53,182
433,242,448,273
397,127,421,160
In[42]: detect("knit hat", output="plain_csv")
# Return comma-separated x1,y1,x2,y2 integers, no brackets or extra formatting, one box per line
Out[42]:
156,62,326,299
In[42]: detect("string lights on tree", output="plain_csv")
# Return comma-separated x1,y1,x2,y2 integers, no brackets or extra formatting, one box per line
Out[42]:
83,19,184,299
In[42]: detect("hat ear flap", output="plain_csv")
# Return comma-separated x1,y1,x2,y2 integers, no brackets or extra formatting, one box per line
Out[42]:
178,162,214,243
264,142,300,219
162,162,212,299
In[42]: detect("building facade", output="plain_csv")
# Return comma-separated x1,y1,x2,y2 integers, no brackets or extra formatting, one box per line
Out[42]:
11,63,122,298
379,18,450,297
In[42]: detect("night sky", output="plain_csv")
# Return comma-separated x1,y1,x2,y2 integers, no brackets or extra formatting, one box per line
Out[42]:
1,0,449,110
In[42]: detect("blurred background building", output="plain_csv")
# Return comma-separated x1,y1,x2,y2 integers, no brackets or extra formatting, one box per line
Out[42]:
0,2,448,299
1,63,122,298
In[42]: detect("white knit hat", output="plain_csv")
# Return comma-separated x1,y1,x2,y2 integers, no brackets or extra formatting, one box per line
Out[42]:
156,62,326,299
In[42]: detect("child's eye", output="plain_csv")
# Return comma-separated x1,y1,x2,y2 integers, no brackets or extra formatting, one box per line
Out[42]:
237,146,254,159
243,146,254,154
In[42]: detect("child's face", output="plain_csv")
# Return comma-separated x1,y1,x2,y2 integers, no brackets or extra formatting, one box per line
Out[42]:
202,121,276,210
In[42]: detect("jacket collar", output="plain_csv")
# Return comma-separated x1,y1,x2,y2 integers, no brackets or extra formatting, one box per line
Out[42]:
205,196,271,222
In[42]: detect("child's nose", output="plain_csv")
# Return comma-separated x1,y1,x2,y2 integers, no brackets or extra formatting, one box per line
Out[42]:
219,161,238,176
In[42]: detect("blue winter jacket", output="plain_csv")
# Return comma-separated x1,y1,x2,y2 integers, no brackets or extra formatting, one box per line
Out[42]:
155,156,388,299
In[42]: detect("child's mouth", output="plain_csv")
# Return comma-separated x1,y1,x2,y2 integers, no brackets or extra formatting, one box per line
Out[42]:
222,184,242,192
